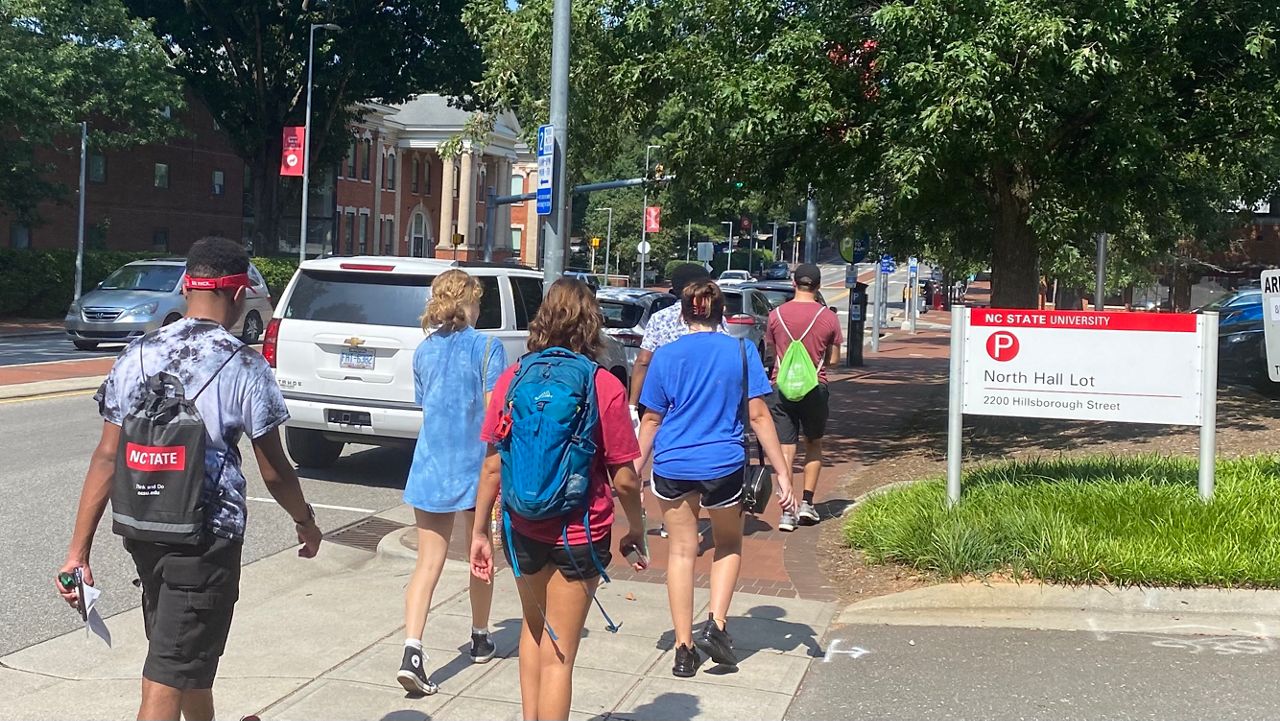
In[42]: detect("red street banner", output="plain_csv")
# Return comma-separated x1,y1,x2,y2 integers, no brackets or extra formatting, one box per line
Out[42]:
280,126,305,177
645,206,661,233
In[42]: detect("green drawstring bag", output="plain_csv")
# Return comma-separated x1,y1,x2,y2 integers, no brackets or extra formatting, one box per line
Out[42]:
775,308,826,401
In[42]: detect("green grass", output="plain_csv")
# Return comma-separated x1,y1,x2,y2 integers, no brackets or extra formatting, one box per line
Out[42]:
844,455,1280,587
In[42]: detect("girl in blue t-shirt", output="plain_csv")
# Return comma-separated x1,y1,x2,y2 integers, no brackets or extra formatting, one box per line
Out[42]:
397,269,507,696
636,279,796,678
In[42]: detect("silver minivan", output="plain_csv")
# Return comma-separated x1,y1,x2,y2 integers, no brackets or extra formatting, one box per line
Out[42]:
64,258,273,350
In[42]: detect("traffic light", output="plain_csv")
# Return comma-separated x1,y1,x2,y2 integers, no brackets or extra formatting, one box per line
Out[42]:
734,180,746,189
591,236,601,248
653,163,665,181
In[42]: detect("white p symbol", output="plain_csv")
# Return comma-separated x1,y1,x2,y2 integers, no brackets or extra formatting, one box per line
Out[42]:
986,331,1019,362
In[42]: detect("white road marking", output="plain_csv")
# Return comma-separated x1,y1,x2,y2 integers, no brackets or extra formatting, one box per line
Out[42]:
823,638,871,661
246,496,377,514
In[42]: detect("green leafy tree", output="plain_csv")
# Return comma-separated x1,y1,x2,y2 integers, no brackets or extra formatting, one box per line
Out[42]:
124,0,481,251
0,0,182,223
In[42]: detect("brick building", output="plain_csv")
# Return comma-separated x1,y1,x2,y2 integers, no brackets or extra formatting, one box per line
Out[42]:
2,93,542,264
0,95,246,253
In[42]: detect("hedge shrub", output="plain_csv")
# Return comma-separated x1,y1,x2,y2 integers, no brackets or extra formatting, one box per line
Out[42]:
0,250,299,318
664,260,703,279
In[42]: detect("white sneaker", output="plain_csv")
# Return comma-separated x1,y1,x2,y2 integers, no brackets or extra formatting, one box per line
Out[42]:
798,501,820,525
778,511,798,532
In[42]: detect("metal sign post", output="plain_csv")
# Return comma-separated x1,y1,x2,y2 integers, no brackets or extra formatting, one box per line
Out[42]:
1260,270,1280,382
871,260,883,353
1199,313,1219,500
907,256,919,334
945,308,965,505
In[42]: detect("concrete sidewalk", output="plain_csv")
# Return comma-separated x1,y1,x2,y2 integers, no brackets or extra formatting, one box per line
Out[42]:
0,506,835,721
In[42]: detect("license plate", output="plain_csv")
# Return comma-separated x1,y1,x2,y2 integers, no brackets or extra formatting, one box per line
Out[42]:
327,409,371,426
339,348,374,370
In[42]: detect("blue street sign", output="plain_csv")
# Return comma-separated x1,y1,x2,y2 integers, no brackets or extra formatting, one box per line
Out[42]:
908,256,919,274
879,255,896,274
536,124,554,216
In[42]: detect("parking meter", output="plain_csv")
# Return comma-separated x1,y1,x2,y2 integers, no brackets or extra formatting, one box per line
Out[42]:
847,281,868,367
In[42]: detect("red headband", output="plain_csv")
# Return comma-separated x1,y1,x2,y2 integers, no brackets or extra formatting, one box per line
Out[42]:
183,273,253,292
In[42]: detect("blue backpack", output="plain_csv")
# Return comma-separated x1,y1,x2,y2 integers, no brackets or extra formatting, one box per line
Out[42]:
496,347,619,635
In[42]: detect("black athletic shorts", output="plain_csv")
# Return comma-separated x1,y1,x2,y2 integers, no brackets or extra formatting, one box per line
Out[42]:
503,527,613,581
653,468,744,509
125,536,242,689
771,383,831,444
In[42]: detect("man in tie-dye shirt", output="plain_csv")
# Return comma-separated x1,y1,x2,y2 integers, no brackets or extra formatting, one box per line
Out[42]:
58,237,322,721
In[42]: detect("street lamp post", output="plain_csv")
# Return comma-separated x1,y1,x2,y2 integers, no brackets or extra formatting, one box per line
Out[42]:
771,221,778,260
789,220,799,264
597,206,614,280
721,221,733,272
686,219,692,262
639,144,660,288
299,22,342,265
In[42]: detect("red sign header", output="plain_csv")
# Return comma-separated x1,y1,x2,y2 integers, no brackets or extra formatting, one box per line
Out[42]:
125,443,187,472
280,126,305,177
970,309,1197,333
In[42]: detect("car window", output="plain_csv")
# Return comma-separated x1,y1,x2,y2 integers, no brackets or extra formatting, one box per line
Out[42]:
723,292,744,316
474,276,502,330
248,265,266,288
284,270,432,327
751,292,772,316
650,295,677,315
100,264,184,292
512,276,543,330
600,300,645,329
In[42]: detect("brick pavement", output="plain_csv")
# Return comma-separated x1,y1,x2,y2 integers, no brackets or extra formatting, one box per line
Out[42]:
0,357,115,387
0,319,62,337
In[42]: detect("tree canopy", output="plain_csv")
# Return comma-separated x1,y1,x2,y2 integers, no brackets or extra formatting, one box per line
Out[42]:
466,0,1280,306
0,0,182,223
124,0,482,250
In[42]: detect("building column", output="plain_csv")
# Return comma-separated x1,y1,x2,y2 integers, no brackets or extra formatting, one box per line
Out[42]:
439,152,456,253
393,149,405,256
372,138,384,252
497,158,512,252
457,148,475,251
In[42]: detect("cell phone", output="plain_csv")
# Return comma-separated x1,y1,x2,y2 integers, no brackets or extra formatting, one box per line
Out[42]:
59,568,86,621
621,539,649,570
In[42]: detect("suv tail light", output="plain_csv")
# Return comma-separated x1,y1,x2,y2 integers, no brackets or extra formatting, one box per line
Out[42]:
263,318,281,367
726,314,756,326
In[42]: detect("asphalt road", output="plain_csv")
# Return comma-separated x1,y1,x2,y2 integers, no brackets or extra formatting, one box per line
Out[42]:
789,624,1280,720
0,333,121,366
0,390,408,656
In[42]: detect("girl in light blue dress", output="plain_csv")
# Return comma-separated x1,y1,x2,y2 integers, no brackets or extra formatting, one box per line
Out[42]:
397,269,507,696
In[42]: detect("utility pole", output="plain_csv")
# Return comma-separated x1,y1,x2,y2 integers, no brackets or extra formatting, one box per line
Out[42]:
542,0,572,290
721,221,733,272
74,121,87,301
771,221,778,259
1095,232,1108,311
639,144,660,288
805,183,818,264
300,23,342,265
686,219,692,261
598,207,613,279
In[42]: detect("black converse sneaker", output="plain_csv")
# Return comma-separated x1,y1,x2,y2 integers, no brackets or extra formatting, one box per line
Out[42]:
470,631,496,664
396,644,439,695
694,613,738,666
672,643,702,678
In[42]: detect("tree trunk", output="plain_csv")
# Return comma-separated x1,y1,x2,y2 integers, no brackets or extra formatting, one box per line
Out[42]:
249,136,283,257
989,164,1040,308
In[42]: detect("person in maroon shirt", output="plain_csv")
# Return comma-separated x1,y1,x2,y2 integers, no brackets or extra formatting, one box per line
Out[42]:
765,263,843,531
470,278,646,721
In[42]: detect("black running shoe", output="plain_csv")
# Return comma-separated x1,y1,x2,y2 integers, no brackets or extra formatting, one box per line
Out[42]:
672,643,701,678
396,645,439,695
694,613,738,666
470,632,496,664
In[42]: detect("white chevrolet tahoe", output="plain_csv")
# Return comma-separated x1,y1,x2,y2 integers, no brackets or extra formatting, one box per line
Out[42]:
265,257,630,467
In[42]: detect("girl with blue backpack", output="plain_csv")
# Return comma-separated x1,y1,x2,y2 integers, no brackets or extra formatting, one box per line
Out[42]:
636,279,796,677
471,277,647,721
397,269,506,696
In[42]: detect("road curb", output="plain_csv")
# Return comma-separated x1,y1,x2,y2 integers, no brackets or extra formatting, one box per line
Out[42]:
375,525,419,562
0,375,103,400
0,330,64,340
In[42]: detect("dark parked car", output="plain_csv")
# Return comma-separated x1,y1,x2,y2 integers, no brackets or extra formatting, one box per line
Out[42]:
1211,290,1278,393
762,261,791,281
739,281,828,309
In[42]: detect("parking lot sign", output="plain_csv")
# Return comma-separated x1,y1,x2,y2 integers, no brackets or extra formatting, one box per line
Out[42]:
1261,269,1280,382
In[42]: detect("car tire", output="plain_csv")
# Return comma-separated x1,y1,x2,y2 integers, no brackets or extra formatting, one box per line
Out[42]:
72,339,98,351
163,313,182,326
241,311,264,344
285,427,344,468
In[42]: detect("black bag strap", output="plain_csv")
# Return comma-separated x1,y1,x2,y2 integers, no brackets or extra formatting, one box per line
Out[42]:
192,345,244,401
